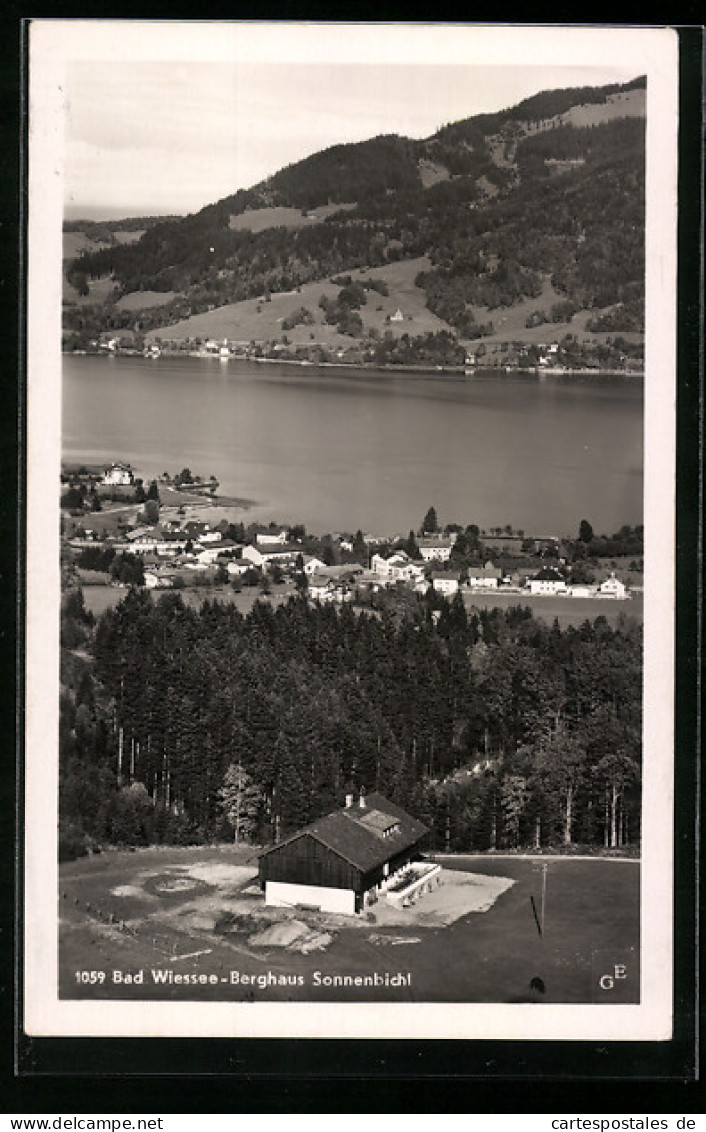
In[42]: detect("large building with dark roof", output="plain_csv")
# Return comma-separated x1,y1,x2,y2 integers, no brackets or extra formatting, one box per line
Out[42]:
258,790,429,915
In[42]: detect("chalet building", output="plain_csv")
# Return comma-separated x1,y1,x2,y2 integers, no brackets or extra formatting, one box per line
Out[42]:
258,790,429,916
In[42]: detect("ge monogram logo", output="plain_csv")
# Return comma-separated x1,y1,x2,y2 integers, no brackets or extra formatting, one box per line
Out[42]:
591,950,636,1002
598,963,628,990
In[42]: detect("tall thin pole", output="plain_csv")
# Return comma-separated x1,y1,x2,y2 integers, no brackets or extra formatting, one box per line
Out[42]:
541,862,548,938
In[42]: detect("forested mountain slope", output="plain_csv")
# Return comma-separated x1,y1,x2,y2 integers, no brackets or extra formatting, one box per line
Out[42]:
64,77,645,351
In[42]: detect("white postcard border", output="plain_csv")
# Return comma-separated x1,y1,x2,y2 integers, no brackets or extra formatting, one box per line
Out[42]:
24,21,678,1042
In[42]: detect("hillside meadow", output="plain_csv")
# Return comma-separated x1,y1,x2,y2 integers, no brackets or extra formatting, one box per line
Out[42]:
59,846,639,1004
144,257,447,348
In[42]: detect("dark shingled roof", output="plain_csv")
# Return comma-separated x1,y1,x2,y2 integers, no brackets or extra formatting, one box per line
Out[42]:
258,791,428,874
534,567,565,581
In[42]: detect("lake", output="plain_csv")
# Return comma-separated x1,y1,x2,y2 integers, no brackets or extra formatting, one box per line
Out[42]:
62,354,643,537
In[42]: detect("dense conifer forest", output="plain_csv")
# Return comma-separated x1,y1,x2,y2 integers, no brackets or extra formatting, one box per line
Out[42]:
60,589,642,860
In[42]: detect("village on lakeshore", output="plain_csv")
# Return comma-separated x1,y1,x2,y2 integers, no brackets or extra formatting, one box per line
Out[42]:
62,461,642,609
76,321,643,381
58,466,643,1002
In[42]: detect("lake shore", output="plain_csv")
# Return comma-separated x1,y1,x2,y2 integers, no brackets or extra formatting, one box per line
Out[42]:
65,348,643,383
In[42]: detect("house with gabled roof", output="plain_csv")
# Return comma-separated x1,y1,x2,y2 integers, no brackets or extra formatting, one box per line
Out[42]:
102,462,134,486
467,563,502,589
242,542,301,569
418,538,454,562
529,567,567,595
431,570,462,596
258,790,429,916
597,572,628,599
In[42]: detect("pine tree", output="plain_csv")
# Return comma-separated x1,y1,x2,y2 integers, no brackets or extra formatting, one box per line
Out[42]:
421,506,438,535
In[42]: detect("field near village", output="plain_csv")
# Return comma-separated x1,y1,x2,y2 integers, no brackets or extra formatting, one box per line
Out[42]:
59,847,639,1005
79,579,644,628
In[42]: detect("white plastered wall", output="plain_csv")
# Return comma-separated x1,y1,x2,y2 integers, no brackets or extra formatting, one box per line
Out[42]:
265,881,357,916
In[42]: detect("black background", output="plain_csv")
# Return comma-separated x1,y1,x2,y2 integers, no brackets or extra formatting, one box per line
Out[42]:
3,12,702,1113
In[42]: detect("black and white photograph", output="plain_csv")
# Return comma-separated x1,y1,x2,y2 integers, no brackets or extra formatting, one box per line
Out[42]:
24,21,678,1042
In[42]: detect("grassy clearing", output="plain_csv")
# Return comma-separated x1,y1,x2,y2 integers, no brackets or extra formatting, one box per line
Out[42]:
116,290,181,312
63,232,113,261
145,257,448,347
81,581,297,619
556,87,645,129
463,590,643,627
467,276,642,352
142,257,642,359
59,845,639,1004
228,203,356,234
63,274,117,307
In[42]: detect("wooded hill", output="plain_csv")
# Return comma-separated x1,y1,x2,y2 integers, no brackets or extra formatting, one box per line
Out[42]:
64,77,645,349
60,588,642,858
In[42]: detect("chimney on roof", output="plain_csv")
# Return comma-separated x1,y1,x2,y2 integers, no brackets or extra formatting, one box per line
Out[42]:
359,786,366,808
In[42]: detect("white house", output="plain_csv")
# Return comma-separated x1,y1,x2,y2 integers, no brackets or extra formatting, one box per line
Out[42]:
597,573,628,599
529,567,567,595
308,575,334,601
102,462,134,486
390,309,404,322
243,543,300,569
303,555,327,576
418,538,454,563
567,584,592,598
205,338,230,357
467,564,502,588
226,560,251,578
371,552,394,575
389,559,425,584
124,528,165,554
256,529,288,545
431,571,462,596
370,551,408,576
193,539,238,565
144,570,176,589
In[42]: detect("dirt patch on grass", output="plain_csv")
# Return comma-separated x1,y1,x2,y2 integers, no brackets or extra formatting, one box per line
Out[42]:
111,884,158,902
177,863,256,887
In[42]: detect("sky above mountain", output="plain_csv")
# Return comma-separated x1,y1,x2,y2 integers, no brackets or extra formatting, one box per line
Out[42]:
30,21,651,220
